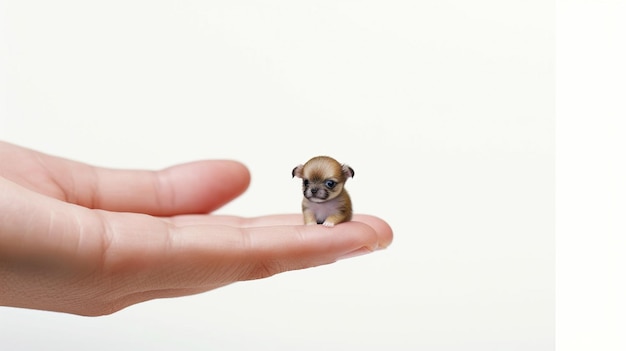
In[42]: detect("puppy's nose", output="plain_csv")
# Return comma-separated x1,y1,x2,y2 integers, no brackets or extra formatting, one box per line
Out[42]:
311,188,318,194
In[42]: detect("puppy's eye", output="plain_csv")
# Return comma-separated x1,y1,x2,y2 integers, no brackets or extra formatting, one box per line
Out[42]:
325,180,336,189
303,179,309,187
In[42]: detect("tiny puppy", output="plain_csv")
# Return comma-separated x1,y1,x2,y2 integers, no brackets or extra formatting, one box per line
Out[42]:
292,156,354,227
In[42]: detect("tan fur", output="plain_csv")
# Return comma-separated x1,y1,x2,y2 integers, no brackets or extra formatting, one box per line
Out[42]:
292,156,354,227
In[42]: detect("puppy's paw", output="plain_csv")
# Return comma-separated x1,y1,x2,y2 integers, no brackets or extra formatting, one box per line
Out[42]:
322,221,335,227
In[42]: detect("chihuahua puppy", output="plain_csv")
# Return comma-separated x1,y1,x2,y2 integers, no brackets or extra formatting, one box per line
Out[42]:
292,156,354,227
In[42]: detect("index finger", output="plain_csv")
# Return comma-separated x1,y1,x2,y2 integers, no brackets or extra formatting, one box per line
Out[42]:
167,213,394,249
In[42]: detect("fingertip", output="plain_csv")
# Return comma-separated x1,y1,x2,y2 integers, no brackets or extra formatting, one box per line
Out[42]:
217,160,251,189
162,160,251,214
269,220,374,255
171,159,251,187
352,214,394,249
345,221,381,251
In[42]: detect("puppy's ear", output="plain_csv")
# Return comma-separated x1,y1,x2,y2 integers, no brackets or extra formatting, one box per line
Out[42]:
292,165,304,178
342,164,355,179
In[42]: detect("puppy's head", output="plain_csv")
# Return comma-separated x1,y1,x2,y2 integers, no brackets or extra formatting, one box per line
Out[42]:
292,156,354,203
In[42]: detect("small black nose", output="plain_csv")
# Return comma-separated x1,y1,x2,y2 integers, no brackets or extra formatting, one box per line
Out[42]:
311,188,318,194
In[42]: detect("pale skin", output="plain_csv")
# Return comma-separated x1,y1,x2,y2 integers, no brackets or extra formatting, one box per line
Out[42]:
0,141,392,316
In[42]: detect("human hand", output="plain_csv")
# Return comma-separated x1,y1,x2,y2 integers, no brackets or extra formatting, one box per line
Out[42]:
0,141,392,316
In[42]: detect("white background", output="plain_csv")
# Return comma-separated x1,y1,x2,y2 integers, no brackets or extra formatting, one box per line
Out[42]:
556,0,625,350
0,0,618,350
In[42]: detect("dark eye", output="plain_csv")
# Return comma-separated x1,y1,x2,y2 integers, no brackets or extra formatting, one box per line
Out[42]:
303,179,309,187
325,180,336,189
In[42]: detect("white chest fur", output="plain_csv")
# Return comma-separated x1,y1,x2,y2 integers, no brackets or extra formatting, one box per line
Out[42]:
306,197,342,223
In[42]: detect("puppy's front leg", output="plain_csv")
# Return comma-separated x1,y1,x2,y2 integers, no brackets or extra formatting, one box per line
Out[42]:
322,213,346,227
302,208,318,225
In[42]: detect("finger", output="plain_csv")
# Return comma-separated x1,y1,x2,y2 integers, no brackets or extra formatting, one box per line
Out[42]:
0,142,251,215
86,160,251,215
91,215,386,314
217,221,381,278
168,213,394,248
102,214,384,291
